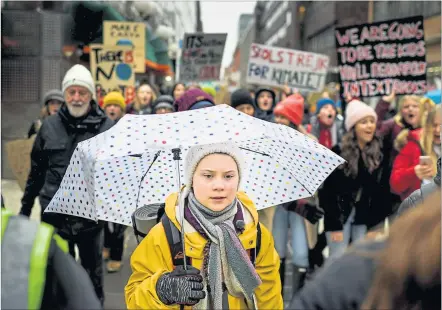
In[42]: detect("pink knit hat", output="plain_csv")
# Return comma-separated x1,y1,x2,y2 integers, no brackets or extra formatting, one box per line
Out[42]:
345,99,378,131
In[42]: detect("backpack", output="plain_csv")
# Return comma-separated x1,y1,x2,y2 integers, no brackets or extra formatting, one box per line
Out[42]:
161,215,262,268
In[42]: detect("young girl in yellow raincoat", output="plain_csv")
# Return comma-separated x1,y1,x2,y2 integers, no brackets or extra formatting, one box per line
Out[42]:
125,142,283,309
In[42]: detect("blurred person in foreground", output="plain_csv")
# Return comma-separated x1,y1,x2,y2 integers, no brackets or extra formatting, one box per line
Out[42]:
1,208,102,309
289,188,441,310
19,64,114,304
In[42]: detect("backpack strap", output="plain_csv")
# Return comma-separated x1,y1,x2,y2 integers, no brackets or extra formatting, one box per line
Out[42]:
161,215,191,267
161,215,262,268
249,223,262,266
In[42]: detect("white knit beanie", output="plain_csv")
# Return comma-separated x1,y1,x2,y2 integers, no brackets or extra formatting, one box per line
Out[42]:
184,142,245,191
62,64,96,99
345,99,378,131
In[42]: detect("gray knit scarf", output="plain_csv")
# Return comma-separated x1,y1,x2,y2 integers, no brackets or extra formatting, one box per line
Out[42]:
187,191,262,309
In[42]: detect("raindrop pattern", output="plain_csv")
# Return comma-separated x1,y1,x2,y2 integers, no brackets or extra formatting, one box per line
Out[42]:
46,105,344,226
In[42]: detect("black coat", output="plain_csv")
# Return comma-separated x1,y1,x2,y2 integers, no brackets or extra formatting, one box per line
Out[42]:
319,140,391,231
288,239,386,310
20,101,114,231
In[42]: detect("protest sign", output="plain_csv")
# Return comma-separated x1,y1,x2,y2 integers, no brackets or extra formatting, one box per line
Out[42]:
246,43,329,92
89,44,136,104
180,33,227,82
103,21,146,73
335,15,426,98
6,136,35,191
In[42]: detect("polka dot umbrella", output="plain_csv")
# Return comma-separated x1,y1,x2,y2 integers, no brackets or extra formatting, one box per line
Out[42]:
45,104,344,226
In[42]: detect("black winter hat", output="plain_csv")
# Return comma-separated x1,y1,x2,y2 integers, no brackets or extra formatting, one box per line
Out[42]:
153,95,175,112
230,88,256,109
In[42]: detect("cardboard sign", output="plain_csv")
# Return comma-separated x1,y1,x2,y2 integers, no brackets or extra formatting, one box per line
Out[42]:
335,15,427,98
89,44,136,104
180,33,227,82
6,136,35,191
246,43,329,92
103,21,146,73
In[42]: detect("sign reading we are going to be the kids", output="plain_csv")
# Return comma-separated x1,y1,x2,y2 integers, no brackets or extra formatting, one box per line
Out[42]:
247,43,329,92
335,15,426,98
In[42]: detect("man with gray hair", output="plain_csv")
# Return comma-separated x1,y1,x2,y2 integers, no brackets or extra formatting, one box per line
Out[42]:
20,64,114,305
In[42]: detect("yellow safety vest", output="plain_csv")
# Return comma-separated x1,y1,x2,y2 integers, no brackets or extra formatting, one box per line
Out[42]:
1,209,68,309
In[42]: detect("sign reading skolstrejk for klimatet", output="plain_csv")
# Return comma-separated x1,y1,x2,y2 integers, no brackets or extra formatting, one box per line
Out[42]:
247,43,329,92
179,33,227,82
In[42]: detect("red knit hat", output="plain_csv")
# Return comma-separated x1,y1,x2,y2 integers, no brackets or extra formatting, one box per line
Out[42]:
274,94,305,126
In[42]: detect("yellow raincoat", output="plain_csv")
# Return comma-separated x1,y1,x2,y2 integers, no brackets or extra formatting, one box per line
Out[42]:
125,191,283,309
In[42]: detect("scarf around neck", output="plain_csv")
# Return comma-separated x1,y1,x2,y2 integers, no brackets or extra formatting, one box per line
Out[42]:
186,191,261,309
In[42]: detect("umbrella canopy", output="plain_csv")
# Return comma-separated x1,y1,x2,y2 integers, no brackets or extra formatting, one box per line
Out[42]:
46,105,344,225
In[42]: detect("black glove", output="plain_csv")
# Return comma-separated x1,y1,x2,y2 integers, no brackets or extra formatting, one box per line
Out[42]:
295,203,324,224
156,266,205,306
19,207,31,217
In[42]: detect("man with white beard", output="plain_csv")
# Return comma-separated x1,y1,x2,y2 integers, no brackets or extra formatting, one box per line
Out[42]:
20,64,114,305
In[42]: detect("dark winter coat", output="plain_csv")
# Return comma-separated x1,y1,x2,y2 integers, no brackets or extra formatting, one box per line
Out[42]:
319,140,391,231
288,239,386,310
125,102,152,115
20,101,114,232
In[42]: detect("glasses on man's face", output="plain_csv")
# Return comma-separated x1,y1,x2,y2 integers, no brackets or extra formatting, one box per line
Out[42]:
67,88,89,98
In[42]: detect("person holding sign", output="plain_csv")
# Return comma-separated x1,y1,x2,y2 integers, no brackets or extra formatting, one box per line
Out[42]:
254,88,276,122
390,105,441,201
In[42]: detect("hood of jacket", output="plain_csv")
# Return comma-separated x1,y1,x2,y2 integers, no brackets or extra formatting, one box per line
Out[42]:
164,190,259,251
255,88,276,121
59,99,110,131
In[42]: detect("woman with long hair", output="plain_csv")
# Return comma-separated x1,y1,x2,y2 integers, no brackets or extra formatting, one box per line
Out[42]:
125,142,283,309
126,83,157,115
390,104,440,201
288,189,441,310
320,99,389,257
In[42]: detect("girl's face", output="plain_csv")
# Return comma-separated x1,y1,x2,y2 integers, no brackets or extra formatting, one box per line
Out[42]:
155,107,174,115
192,154,239,212
401,99,420,127
47,99,62,115
137,85,153,106
257,91,273,111
173,84,186,100
355,116,376,146
105,104,124,121
432,111,441,145
275,114,291,126
236,104,255,117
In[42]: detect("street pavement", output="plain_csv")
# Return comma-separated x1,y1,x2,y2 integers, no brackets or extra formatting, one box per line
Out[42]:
2,178,299,307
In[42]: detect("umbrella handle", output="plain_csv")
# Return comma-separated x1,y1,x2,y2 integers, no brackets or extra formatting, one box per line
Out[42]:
172,148,187,271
